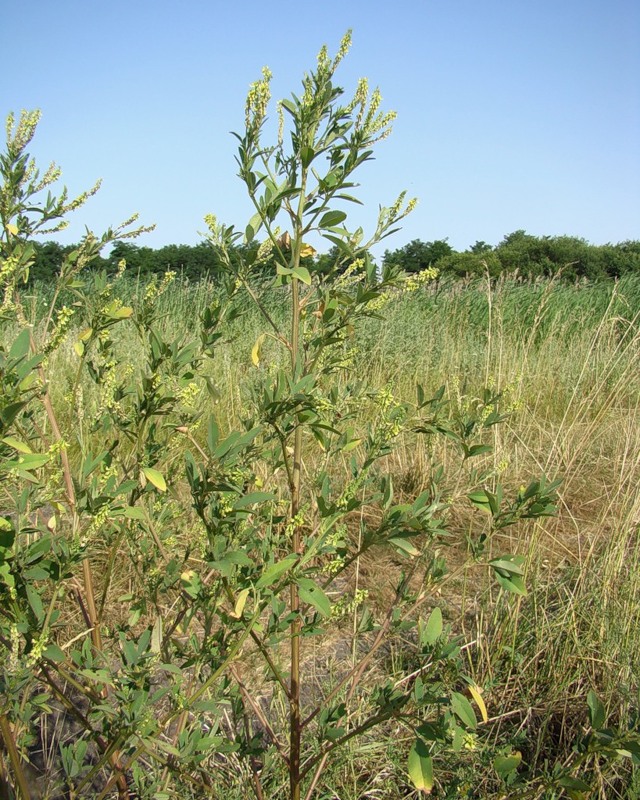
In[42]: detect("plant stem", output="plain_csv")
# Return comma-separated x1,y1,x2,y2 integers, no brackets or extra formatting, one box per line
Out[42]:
289,171,308,797
0,715,32,800
289,274,303,800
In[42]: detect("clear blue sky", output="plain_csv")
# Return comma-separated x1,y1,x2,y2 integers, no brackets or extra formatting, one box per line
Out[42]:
2,0,639,255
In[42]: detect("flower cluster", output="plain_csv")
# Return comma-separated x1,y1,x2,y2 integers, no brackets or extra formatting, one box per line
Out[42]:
6,109,41,152
374,384,407,440
143,270,176,303
405,266,438,292
44,305,75,354
330,588,368,621
245,66,272,131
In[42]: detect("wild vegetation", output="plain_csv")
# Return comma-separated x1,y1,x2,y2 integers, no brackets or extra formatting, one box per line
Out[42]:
27,231,640,286
1,33,639,800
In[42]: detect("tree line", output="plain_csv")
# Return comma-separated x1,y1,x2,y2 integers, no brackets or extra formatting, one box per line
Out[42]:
28,230,640,284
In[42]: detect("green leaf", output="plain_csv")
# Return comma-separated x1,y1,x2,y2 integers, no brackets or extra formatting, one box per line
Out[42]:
0,563,15,591
319,210,347,228
490,555,527,595
297,578,331,617
26,584,45,622
44,644,66,663
124,506,145,520
300,146,315,167
291,266,311,285
494,752,522,778
9,329,31,360
451,692,477,729
407,738,433,793
493,572,527,596
468,490,492,513
255,555,297,589
467,444,493,458
489,557,525,576
207,416,219,452
17,453,50,470
0,401,27,428
143,467,167,492
233,491,275,509
556,775,591,792
587,690,606,730
423,607,443,645
0,524,15,550
180,570,202,599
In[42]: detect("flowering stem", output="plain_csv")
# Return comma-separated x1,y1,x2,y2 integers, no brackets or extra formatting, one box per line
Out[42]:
288,161,309,800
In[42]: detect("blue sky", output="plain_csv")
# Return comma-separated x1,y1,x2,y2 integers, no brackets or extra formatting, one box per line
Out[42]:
2,0,639,255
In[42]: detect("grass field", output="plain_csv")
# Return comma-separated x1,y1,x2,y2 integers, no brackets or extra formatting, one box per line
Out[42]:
10,272,640,797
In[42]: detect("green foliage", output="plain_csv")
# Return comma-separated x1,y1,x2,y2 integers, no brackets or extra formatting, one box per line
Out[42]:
1,39,636,800
28,232,640,287
383,238,453,274
383,230,640,281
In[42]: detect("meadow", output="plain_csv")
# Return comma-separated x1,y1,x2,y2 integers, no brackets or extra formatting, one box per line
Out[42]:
17,270,639,798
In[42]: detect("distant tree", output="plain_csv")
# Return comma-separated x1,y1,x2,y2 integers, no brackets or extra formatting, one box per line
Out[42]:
494,231,618,280
30,241,109,282
108,241,156,275
608,241,640,276
27,234,640,287
468,240,493,254
436,251,501,278
383,238,453,273
31,241,70,281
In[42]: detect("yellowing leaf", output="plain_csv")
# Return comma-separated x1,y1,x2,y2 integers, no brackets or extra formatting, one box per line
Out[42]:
408,739,433,793
233,588,250,618
6,223,19,236
467,682,488,723
2,436,32,454
78,327,93,341
277,231,291,249
143,467,167,492
342,438,362,452
104,301,133,320
300,243,317,258
151,616,163,653
73,340,84,357
251,333,266,367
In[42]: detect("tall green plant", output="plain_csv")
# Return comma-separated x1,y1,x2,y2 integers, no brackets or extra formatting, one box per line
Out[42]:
197,32,561,799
